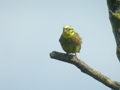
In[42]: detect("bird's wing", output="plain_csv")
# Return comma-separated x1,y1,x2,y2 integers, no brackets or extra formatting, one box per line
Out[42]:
72,33,82,45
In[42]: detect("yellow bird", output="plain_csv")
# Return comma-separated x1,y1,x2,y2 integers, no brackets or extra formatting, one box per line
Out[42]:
59,25,82,55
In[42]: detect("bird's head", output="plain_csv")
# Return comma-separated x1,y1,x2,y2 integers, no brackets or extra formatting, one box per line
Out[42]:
62,25,75,38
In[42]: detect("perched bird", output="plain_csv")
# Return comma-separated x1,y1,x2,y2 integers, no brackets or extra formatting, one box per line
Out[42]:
59,25,82,55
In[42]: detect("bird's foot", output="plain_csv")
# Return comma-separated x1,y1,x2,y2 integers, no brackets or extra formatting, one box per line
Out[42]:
66,53,76,56
66,52,70,56
75,53,77,56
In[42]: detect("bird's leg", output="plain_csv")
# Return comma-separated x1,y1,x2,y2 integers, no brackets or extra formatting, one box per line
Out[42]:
75,53,77,56
66,52,69,56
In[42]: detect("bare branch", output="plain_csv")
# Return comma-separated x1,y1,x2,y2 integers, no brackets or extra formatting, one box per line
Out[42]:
50,51,120,90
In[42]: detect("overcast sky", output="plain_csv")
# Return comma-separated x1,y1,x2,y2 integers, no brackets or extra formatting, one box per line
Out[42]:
0,0,120,90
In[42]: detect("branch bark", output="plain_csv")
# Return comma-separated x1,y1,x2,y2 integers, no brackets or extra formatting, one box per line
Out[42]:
107,0,120,62
50,51,120,90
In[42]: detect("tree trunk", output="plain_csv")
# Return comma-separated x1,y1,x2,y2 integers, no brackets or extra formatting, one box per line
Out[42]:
107,0,120,62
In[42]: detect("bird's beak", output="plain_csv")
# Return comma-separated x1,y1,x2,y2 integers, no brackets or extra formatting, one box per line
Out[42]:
63,29,67,32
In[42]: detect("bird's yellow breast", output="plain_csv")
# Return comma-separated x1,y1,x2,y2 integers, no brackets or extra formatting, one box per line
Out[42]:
62,30,75,39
